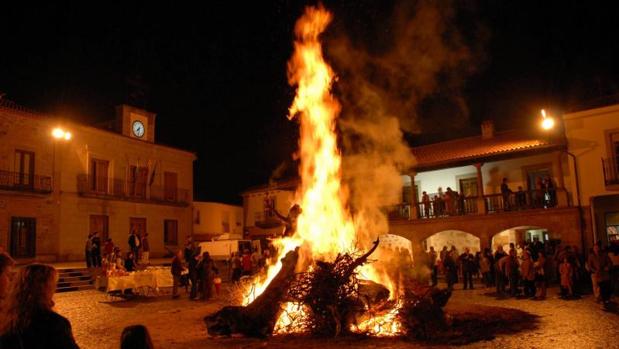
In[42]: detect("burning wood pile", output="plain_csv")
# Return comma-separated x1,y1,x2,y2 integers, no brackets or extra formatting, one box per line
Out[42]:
205,5,451,339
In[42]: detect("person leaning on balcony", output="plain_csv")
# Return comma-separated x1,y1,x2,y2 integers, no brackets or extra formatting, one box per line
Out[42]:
500,178,512,210
421,191,430,218
515,186,526,209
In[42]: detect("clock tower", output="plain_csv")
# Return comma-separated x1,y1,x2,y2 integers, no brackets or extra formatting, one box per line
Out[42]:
115,104,156,143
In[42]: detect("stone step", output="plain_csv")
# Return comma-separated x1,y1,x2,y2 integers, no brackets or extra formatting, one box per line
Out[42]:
56,284,95,293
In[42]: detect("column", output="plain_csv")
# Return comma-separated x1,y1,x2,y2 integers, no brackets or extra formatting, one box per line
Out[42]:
408,171,419,220
474,163,487,214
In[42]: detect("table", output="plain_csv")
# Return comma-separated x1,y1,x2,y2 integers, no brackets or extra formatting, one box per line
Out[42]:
103,267,174,295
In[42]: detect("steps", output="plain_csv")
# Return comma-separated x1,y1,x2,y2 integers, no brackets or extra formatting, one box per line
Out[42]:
56,268,95,293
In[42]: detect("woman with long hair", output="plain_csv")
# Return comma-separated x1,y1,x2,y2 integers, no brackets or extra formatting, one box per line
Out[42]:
120,325,154,349
0,263,79,349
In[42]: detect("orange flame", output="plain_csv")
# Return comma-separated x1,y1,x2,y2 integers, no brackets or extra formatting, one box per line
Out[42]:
243,5,403,336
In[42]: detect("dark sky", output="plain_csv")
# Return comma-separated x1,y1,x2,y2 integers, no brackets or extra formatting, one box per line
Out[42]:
1,1,619,204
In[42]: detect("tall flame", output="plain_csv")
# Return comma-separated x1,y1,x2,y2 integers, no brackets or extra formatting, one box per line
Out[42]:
287,6,356,260
243,6,403,336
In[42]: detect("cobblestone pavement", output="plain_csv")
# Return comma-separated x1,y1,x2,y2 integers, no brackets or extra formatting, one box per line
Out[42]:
55,284,619,349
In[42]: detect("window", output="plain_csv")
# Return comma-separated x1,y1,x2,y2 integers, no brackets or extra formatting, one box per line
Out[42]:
89,158,109,193
14,150,34,187
264,196,276,219
164,171,178,201
164,219,178,245
459,177,478,197
128,166,148,197
10,217,36,258
89,215,109,241
610,131,619,169
606,212,619,243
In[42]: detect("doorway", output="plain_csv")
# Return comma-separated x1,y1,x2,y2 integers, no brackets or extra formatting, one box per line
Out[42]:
10,217,36,258
130,217,147,236
90,215,109,241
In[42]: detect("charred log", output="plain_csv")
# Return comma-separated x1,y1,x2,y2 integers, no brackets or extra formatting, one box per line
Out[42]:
398,286,452,340
204,247,300,338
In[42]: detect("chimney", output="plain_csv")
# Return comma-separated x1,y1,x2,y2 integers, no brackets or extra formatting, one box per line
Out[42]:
481,120,494,139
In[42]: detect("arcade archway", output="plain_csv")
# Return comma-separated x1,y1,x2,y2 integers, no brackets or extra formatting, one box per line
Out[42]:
422,230,481,256
491,226,549,251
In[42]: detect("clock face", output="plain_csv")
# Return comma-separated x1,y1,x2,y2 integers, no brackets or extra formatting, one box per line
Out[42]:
132,120,145,138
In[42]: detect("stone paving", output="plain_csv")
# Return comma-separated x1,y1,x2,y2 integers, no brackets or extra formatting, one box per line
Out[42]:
54,283,619,349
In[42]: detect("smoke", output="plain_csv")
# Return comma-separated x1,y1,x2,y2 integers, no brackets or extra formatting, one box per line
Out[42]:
326,0,485,242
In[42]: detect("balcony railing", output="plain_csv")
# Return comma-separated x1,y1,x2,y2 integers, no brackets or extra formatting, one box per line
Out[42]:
602,158,619,186
0,170,52,194
77,174,190,206
389,188,569,221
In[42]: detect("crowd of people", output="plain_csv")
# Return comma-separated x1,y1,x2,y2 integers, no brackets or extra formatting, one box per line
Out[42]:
85,230,152,274
0,249,156,348
418,177,558,218
424,239,619,308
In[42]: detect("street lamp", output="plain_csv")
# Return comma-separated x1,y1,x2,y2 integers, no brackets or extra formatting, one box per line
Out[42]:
51,127,72,193
539,109,586,249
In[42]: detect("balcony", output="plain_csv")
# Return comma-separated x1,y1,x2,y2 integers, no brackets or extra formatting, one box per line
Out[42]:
0,170,52,194
387,188,570,221
602,158,619,186
77,174,190,206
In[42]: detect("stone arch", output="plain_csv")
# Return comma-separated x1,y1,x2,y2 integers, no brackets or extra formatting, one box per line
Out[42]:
423,230,481,255
377,233,414,260
491,225,549,251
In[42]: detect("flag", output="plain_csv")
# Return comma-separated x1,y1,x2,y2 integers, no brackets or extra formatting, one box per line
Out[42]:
149,161,157,186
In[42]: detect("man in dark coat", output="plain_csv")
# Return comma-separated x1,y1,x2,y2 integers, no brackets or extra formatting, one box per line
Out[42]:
91,232,101,267
198,252,217,300
459,248,476,290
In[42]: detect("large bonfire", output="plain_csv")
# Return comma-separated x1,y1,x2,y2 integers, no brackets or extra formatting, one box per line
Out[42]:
205,5,450,339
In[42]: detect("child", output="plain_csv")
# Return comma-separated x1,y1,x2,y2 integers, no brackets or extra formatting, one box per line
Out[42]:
559,256,573,298
213,271,222,296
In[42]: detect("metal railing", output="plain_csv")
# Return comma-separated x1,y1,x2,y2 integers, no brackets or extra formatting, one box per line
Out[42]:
602,158,619,186
77,174,190,206
416,196,478,219
388,188,568,221
484,189,560,213
0,170,52,193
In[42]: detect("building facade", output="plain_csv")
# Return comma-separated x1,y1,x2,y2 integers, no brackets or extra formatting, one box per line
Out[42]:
193,201,243,241
563,103,619,244
0,99,195,261
241,179,297,239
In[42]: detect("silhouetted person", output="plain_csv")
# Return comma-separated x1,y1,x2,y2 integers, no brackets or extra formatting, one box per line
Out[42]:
0,264,80,349
120,325,154,349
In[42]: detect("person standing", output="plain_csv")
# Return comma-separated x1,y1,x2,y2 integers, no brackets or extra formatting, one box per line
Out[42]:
103,238,115,263
128,230,140,263
91,232,101,268
141,233,150,265
231,252,242,282
444,251,458,291
559,256,574,298
428,246,438,286
588,243,612,306
241,249,253,276
459,248,475,290
85,233,93,268
480,248,492,288
171,250,184,299
520,251,536,298
500,178,512,211
421,191,431,218
0,264,80,349
534,251,547,300
198,251,217,300
188,245,200,300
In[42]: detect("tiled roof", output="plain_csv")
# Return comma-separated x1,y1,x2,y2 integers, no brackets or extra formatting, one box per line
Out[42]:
412,130,565,169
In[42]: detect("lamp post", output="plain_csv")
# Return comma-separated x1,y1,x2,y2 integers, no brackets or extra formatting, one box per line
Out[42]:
51,127,72,194
539,110,586,250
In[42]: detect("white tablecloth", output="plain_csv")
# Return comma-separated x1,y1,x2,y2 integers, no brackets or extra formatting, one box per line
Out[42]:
106,267,173,292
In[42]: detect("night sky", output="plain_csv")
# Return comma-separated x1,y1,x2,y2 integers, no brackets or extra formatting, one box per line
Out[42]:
1,1,619,204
